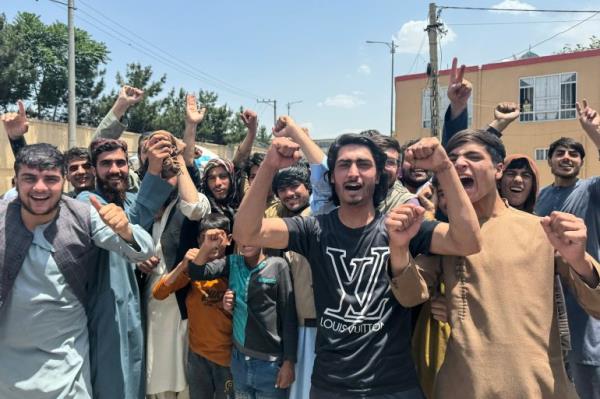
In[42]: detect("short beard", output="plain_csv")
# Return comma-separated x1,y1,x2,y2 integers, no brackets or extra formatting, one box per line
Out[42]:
97,175,128,206
20,197,61,217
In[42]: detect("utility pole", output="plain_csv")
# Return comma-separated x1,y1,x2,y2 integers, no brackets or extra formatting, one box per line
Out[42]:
365,40,399,136
67,0,77,149
257,99,277,125
426,2,441,138
286,100,303,116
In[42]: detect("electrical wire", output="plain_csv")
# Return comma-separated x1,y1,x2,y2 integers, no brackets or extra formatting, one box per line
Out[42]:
440,6,600,13
496,11,600,61
73,0,265,100
447,18,600,26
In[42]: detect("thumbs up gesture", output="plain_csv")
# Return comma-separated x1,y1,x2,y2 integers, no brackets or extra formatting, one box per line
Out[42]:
90,195,134,242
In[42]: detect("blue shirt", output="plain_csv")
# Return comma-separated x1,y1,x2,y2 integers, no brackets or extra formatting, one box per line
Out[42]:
0,206,153,399
535,177,600,365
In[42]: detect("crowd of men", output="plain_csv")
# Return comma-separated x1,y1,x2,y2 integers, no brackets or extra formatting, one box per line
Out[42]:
1,57,600,399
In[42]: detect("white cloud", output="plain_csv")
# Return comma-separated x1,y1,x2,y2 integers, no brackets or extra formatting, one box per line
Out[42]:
318,94,366,109
491,0,536,14
358,64,371,75
352,90,365,96
392,20,456,54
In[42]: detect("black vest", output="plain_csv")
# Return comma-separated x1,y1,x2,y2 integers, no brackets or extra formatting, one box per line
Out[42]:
0,196,98,309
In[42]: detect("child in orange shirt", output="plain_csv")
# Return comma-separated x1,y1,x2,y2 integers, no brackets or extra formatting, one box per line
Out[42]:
152,214,234,399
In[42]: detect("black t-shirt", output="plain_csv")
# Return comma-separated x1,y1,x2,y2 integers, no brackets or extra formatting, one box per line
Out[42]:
284,209,438,396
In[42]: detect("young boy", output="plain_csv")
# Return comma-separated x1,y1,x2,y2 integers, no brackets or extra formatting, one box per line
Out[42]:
152,214,234,399
188,238,297,398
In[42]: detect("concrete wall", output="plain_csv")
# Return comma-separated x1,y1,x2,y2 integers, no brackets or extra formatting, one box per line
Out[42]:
0,120,265,194
395,49,600,187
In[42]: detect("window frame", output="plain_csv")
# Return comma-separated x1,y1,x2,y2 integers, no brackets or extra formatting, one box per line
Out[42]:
519,72,577,123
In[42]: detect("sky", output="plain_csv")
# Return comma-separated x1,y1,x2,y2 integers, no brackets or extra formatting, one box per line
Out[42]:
3,0,600,139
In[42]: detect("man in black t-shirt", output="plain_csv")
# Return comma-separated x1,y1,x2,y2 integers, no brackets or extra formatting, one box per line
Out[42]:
233,116,481,398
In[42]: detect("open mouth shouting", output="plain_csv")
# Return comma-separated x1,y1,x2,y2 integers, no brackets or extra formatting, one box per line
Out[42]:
459,175,475,190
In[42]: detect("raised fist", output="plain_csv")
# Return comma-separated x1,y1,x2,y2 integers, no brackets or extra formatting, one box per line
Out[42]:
240,109,258,133
494,102,520,123
385,204,426,249
264,137,302,170
1,100,29,140
404,137,451,173
541,211,587,266
272,115,303,139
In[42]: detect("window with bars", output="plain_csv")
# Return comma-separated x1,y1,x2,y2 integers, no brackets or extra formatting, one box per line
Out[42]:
534,148,549,161
422,86,473,128
519,72,577,123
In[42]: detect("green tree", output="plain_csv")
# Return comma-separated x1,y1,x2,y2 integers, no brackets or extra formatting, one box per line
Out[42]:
154,87,187,137
255,125,272,146
0,12,108,122
95,63,166,132
559,35,600,54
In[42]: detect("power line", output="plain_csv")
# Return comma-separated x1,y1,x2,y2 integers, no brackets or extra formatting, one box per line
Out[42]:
497,11,600,61
447,18,600,26
440,6,600,13
74,0,265,100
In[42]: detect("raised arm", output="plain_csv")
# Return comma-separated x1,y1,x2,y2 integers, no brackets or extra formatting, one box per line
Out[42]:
405,138,482,255
93,85,144,140
183,94,206,166
442,57,472,146
1,100,29,157
232,109,258,167
233,135,302,249
486,102,520,137
272,116,332,213
576,100,600,150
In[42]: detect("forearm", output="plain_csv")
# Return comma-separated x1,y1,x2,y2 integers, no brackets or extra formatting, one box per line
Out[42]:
176,155,199,203
442,106,468,147
232,128,256,167
289,130,325,164
233,162,277,243
388,255,432,307
570,253,600,288
183,122,197,166
153,266,189,299
389,245,412,277
9,136,27,157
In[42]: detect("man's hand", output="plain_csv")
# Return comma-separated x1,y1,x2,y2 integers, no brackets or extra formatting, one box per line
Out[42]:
494,102,520,124
417,184,436,213
576,99,600,140
146,132,175,176
488,102,520,135
264,137,302,170
272,115,304,140
541,212,587,265
184,248,200,265
197,229,225,260
275,360,295,389
404,137,452,173
386,204,426,249
447,57,472,119
1,100,29,140
223,289,235,312
90,195,134,242
430,295,448,323
185,94,207,125
240,109,258,134
137,256,160,274
112,86,144,119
